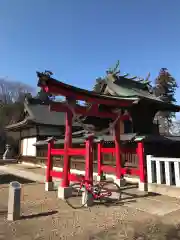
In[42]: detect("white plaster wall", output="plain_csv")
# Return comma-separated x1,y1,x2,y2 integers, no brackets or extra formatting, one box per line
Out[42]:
22,137,37,156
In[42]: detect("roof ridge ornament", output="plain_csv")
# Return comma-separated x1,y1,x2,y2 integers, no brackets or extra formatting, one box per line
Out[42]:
106,60,120,76
44,70,53,77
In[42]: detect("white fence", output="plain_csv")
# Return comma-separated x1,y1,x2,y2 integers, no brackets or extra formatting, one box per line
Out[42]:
147,155,180,187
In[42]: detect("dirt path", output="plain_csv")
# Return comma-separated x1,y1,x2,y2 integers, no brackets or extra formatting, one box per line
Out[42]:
1,165,180,239
0,182,179,239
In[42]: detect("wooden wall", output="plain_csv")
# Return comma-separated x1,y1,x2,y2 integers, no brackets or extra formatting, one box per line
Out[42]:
20,141,139,172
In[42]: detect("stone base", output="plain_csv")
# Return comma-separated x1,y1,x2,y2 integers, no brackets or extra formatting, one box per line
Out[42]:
7,213,20,221
139,181,148,191
114,178,126,187
45,182,54,191
148,182,180,198
96,175,106,181
0,159,17,165
82,190,94,207
58,186,72,200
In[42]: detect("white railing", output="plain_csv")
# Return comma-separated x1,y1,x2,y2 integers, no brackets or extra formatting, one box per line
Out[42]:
147,155,180,187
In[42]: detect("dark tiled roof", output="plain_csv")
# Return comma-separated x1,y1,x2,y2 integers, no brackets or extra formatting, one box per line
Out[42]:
25,101,66,126
6,98,80,130
105,75,162,102
103,75,180,111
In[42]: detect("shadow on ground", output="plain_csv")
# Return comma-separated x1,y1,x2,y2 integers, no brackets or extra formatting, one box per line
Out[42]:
0,174,35,184
92,183,160,208
26,166,42,170
90,220,180,239
21,210,58,220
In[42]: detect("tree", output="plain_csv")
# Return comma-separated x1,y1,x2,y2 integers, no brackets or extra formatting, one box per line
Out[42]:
0,77,34,104
169,120,180,136
36,88,55,102
154,68,178,135
0,77,35,126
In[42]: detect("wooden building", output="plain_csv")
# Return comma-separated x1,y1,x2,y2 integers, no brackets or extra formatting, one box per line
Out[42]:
5,71,180,170
5,97,81,158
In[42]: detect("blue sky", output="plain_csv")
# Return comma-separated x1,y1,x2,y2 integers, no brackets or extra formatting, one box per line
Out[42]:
0,1,180,105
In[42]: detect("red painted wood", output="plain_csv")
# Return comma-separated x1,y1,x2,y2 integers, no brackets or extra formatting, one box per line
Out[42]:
68,173,85,182
114,120,122,179
101,148,115,154
46,140,54,182
50,170,63,178
51,148,86,156
101,165,116,173
97,142,102,176
68,148,86,156
85,136,94,183
50,103,132,121
50,102,117,119
51,149,64,155
61,110,72,188
43,85,133,107
137,142,146,183
100,165,139,176
101,147,136,154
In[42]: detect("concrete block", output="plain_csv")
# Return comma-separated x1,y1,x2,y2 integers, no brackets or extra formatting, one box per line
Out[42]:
139,181,148,192
82,190,94,207
58,186,72,200
114,178,126,187
7,181,21,221
96,175,106,181
45,182,54,191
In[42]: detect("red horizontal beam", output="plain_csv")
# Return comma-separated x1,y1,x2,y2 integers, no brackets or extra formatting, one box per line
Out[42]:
51,148,86,156
101,148,136,154
51,149,64,155
121,168,139,176
50,170,63,178
50,102,117,119
69,173,85,182
43,85,133,107
101,165,116,173
101,148,115,154
68,148,86,156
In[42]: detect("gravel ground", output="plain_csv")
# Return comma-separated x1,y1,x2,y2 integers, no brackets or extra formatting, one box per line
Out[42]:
0,181,179,239
1,167,180,239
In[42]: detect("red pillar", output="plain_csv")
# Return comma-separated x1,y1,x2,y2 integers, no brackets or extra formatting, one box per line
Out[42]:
137,141,146,183
97,141,102,177
114,120,122,179
85,136,94,184
46,139,54,183
61,110,72,187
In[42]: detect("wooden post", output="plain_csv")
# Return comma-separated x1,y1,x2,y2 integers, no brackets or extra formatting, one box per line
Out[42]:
114,120,121,180
146,155,156,183
165,161,173,186
137,141,147,191
174,161,180,187
83,136,94,207
61,110,72,188
85,136,94,184
97,141,102,181
46,141,53,182
45,138,54,191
